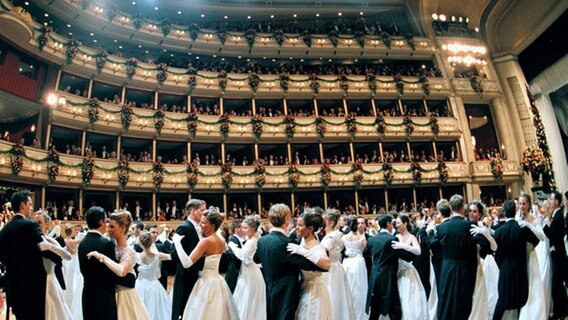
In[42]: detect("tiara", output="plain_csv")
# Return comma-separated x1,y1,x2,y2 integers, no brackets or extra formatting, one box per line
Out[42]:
206,206,220,214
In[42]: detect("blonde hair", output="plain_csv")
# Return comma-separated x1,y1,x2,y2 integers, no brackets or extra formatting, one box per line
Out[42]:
269,203,290,228
110,210,133,235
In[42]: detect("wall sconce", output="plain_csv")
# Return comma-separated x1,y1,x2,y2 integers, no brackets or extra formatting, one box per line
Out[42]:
370,40,379,48
143,71,152,80
261,38,270,45
383,83,391,91
302,127,309,136
0,157,5,165
204,34,213,42
289,38,298,46
119,16,130,25
139,119,149,128
104,114,115,124
395,40,404,48
298,82,305,91
204,79,213,87
420,42,428,48
52,42,64,53
81,54,92,65
355,83,364,91
434,84,442,91
345,39,353,47
173,75,181,84
205,125,213,134
409,83,418,92
270,127,277,136
239,126,247,135
172,122,182,132
316,39,326,47
102,172,112,183
111,63,121,73
72,106,82,117
31,164,41,176
327,83,335,91
94,7,104,15
176,30,185,38
267,82,275,90
67,169,77,181
232,36,241,45
147,24,157,33
237,81,244,90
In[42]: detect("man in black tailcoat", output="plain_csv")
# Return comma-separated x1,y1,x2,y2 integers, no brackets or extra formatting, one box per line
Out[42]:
171,199,206,320
225,219,244,293
254,203,325,320
428,194,491,320
493,200,539,319
366,214,415,320
544,191,568,319
78,206,136,320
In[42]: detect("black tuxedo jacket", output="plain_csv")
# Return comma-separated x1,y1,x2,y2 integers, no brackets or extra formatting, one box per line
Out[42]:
494,220,539,313
544,209,567,257
78,231,134,320
0,215,47,319
171,219,205,320
492,220,506,231
428,216,490,320
413,226,431,297
54,235,66,290
224,235,243,293
366,231,415,320
254,230,324,320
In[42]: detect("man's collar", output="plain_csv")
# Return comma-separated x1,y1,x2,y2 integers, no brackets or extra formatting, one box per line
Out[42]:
88,230,103,236
13,213,26,219
270,227,287,235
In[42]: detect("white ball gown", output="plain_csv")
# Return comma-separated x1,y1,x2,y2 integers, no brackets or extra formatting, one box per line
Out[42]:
295,239,332,320
342,236,369,320
115,246,151,320
395,239,429,320
63,241,84,320
535,215,552,317
135,253,172,320
44,257,74,320
468,250,489,320
182,253,239,320
320,230,355,320
482,254,499,320
519,219,547,320
230,236,267,320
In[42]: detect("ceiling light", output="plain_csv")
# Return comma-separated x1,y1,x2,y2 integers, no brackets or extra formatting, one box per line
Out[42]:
300,59,304,62
270,15,274,19
170,54,174,57
138,45,142,48
247,59,250,62
119,46,123,49
154,7,159,10
224,16,228,19
90,33,94,36
67,24,71,28
293,14,297,18
201,14,205,18
338,12,342,16
24,1,29,5
68,32,72,36
237,56,242,59
44,13,49,17
316,13,320,17
439,14,446,21
93,40,97,43
196,57,200,59
360,12,364,16
272,59,276,62
432,13,438,20
145,50,149,53
188,53,192,55
113,39,118,43
177,11,182,15
221,58,225,61
163,49,167,52
131,1,136,5
213,55,217,58
247,16,251,19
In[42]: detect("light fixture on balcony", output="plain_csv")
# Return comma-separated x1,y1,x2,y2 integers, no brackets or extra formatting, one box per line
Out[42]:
139,119,149,128
204,79,213,87
420,42,428,48
232,36,241,45
298,82,305,91
94,7,103,15
316,39,326,47
289,38,298,46
345,39,353,47
176,30,185,38
111,63,121,73
142,71,152,79
147,24,157,33
81,54,92,65
203,33,213,42
370,40,380,48
52,42,64,53
327,83,335,91
173,75,181,84
72,106,82,117
119,16,130,25
261,38,270,45
267,82,275,90
104,114,115,124
31,164,41,176
102,172,112,183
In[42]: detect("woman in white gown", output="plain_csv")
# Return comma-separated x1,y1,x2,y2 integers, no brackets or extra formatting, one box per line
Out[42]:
342,217,369,320
172,207,239,320
321,209,355,320
392,214,429,320
229,216,266,320
287,209,332,320
63,226,84,320
135,231,172,320
535,200,552,318
517,192,547,320
34,211,74,320
87,211,151,320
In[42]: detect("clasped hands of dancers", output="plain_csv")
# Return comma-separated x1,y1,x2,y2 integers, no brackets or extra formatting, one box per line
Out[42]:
0,190,567,320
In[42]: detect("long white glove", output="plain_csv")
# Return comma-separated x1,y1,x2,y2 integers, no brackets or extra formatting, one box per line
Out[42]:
48,225,61,238
38,236,72,260
87,251,125,276
287,243,320,265
172,234,194,269
391,241,421,255
470,226,497,252
426,221,437,235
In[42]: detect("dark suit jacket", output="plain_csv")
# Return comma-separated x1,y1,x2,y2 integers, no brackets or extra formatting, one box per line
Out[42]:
78,232,118,320
413,226,431,297
0,215,47,320
544,209,567,257
224,235,243,293
494,220,539,312
428,216,490,320
254,230,324,320
366,231,415,320
171,219,205,320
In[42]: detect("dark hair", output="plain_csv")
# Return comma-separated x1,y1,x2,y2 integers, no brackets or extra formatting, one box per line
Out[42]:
85,206,106,229
322,209,340,228
203,207,225,231
503,200,516,218
136,221,145,231
145,224,157,231
185,198,205,212
551,191,562,205
378,214,393,229
11,191,31,214
348,216,358,232
301,211,324,232
230,219,242,233
243,216,260,231
436,199,452,218
468,201,484,217
399,215,411,230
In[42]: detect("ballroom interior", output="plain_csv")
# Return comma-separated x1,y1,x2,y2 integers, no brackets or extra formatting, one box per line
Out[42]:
0,0,566,220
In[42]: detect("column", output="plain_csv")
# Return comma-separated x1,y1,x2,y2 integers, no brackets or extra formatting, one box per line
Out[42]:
489,97,521,161
87,79,93,99
80,130,87,156
450,96,475,164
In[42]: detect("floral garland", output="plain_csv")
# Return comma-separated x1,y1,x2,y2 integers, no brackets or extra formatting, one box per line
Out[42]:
527,86,555,191
375,114,386,137
383,162,394,186
315,117,326,139
95,49,108,74
301,30,312,47
37,25,52,52
280,72,290,93
411,161,422,185
394,73,405,95
339,71,349,94
82,156,94,187
159,19,171,37
87,98,100,126
251,114,263,140
351,159,363,172
65,40,79,65
249,72,260,93
217,28,227,45
403,114,414,137
117,160,129,190
221,162,233,190
188,23,200,41
187,75,197,94
219,113,231,141
154,109,165,135
309,73,320,95
404,33,415,50
284,115,296,140
187,112,199,138
353,170,364,189
469,75,483,94
367,72,377,95
419,73,430,96
121,104,133,131
254,160,266,175
288,165,300,192
156,63,168,85
438,160,448,185
152,161,164,191
186,160,199,191
9,143,25,177
125,58,138,80
218,71,227,92
274,29,285,46
522,145,545,180
132,14,144,30
245,28,256,49
354,31,365,48
430,115,439,137
187,173,199,191
255,175,266,190
321,162,332,191
379,31,392,49
490,156,504,180
345,114,357,138
328,30,339,47
47,149,60,183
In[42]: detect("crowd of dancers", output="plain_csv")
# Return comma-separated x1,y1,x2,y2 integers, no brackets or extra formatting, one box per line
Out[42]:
0,189,567,320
